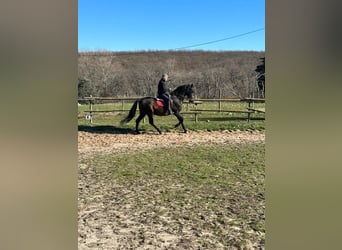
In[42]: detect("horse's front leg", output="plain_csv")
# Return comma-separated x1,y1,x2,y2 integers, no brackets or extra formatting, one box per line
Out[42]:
173,112,187,133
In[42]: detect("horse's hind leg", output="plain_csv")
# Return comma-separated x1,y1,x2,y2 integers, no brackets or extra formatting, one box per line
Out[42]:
135,113,145,134
147,113,162,134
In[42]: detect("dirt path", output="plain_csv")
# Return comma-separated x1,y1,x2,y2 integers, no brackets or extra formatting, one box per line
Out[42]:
78,130,265,250
78,130,265,159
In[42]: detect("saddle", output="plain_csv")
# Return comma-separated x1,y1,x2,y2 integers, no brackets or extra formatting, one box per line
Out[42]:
156,98,173,107
156,98,165,107
155,98,173,115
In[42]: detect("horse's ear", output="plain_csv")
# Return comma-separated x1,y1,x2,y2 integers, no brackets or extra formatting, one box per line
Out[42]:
190,83,194,88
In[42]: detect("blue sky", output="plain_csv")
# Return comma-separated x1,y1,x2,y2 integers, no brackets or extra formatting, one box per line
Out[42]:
78,0,265,51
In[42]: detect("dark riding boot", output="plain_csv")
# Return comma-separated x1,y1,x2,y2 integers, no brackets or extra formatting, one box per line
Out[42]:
164,102,172,115
164,106,170,115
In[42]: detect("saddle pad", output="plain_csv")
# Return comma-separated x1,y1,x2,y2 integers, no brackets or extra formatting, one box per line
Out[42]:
156,99,165,107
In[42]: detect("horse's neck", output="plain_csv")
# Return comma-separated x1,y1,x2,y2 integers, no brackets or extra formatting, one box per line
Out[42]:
171,94,184,103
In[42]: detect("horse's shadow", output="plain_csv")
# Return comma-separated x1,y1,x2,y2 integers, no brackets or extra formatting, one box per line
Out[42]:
78,125,136,134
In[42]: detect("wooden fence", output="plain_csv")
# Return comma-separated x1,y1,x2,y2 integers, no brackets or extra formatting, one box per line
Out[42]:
78,97,265,123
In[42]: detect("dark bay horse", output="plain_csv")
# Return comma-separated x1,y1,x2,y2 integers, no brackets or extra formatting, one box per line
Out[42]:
120,84,194,134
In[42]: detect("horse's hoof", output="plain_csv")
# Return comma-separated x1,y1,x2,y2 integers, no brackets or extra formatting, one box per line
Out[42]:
136,131,141,135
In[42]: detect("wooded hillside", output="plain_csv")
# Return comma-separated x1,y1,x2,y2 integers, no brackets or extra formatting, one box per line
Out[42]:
78,50,265,98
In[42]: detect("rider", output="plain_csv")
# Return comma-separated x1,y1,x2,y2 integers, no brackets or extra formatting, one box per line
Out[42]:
157,73,172,114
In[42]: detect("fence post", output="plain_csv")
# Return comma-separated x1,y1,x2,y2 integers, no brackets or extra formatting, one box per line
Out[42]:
219,89,222,111
89,95,93,124
247,98,251,122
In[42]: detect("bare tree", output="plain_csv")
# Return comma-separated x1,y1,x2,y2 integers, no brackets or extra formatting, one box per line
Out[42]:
255,57,265,98
78,51,265,98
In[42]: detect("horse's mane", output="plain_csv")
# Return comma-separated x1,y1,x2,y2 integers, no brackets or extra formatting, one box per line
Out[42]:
171,84,193,96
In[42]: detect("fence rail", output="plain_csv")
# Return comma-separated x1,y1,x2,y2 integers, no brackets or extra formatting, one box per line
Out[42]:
78,97,265,123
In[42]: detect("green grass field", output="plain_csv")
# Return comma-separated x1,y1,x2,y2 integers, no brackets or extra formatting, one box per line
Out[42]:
81,143,265,248
78,101,265,132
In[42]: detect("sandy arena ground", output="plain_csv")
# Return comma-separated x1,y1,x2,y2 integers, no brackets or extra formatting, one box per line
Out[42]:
78,130,265,249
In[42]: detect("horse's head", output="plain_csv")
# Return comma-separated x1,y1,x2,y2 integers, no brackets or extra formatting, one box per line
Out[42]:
172,84,195,102
185,84,195,103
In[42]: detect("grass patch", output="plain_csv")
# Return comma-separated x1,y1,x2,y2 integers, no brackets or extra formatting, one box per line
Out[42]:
85,143,265,248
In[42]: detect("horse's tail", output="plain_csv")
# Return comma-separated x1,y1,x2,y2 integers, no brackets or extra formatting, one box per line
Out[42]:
120,99,139,125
